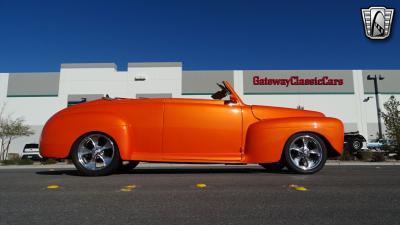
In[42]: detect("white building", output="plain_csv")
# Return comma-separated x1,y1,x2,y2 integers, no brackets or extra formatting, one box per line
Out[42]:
0,62,399,156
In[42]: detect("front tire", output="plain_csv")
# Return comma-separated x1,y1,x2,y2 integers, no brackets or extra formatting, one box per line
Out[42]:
71,132,121,176
283,133,327,174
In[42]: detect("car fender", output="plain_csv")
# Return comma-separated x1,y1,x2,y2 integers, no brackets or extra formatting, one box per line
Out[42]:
244,117,344,163
40,111,132,159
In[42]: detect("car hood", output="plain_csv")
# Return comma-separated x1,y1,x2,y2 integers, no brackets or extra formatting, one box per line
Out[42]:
251,105,325,120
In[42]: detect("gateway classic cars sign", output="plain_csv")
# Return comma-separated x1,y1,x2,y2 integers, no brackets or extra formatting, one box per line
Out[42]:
243,70,354,94
253,76,344,86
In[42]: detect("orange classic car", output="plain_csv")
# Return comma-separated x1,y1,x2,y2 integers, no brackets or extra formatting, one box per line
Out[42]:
40,81,344,176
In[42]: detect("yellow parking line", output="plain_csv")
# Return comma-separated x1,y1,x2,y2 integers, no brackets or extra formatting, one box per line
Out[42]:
196,183,207,188
120,188,132,192
125,184,136,189
288,184,308,191
120,184,137,192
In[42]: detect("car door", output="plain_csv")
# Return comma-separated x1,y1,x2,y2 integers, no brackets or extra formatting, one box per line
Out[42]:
162,98,242,161
122,99,165,161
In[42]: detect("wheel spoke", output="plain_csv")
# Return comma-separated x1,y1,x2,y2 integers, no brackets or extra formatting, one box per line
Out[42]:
290,147,303,154
306,158,315,169
86,160,97,170
293,156,301,167
88,136,99,148
309,149,321,157
302,137,309,149
79,144,92,154
98,141,113,152
98,154,112,167
302,157,309,168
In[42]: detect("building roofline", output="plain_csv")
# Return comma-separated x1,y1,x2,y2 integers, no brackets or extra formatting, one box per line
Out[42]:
8,72,60,75
61,63,117,69
128,62,182,68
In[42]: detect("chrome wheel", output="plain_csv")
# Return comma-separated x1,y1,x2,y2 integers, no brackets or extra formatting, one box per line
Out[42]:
288,135,323,171
77,134,115,171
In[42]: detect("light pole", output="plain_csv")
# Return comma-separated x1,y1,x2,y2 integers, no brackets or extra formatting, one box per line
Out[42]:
367,75,384,140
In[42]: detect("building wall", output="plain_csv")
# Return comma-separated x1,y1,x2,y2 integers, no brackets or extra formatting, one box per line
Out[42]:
128,62,182,98
241,70,360,134
59,63,126,106
0,73,9,100
0,72,64,154
182,70,234,95
1,63,399,157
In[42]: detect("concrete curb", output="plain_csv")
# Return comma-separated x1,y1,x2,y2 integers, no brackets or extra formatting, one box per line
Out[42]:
0,160,399,169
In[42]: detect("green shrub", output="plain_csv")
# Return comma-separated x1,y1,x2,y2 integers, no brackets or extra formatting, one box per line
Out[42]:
394,145,400,160
7,153,20,160
359,151,373,162
16,159,34,165
372,152,386,162
0,160,18,165
382,96,400,153
1,159,34,165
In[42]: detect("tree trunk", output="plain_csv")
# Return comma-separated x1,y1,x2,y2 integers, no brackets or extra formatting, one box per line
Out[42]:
1,141,5,161
0,138,4,160
4,138,12,160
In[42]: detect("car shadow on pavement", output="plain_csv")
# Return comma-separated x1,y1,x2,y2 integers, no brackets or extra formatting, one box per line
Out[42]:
127,168,296,175
36,167,296,176
36,169,81,176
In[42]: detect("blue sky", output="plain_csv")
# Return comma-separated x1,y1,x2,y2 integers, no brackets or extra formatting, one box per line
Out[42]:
0,0,398,72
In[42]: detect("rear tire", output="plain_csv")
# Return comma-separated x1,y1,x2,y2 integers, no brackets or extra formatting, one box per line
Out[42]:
283,133,327,174
71,132,121,176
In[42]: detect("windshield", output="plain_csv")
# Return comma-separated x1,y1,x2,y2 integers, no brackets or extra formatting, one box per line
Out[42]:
24,144,38,149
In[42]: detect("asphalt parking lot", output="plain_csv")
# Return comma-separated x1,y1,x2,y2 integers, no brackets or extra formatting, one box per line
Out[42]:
0,165,399,225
